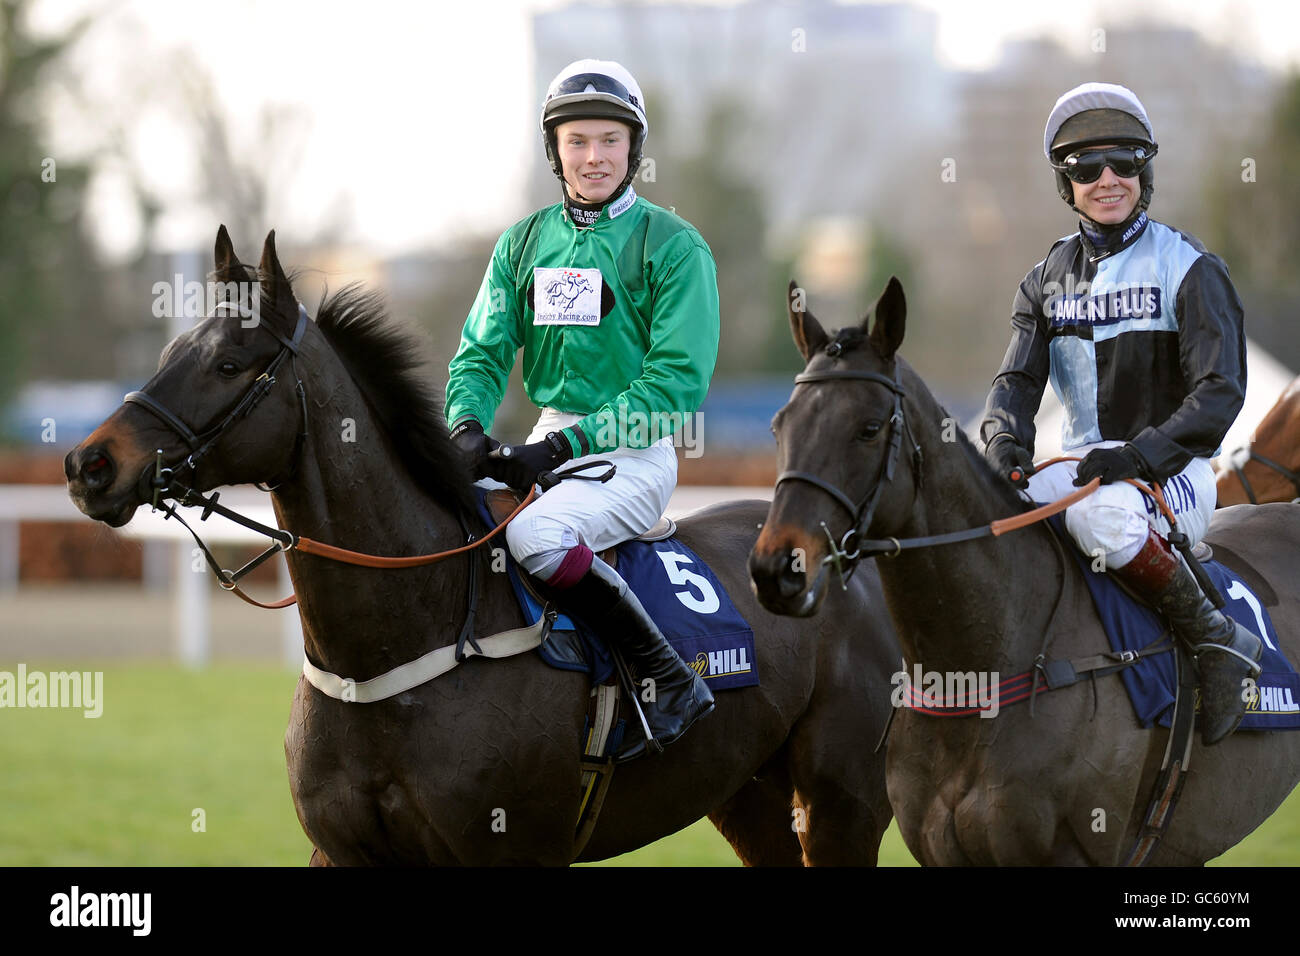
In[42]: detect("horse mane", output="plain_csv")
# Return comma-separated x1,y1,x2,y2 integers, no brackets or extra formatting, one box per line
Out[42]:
892,356,1032,516
951,423,1033,514
312,283,476,515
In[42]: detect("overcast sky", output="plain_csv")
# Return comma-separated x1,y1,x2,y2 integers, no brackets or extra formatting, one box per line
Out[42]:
29,0,1300,259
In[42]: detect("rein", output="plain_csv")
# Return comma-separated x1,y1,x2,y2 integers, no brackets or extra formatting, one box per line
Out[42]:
1227,447,1300,505
148,477,539,610
773,358,1179,586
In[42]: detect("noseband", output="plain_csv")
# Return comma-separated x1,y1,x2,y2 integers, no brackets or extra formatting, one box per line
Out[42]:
773,355,922,582
124,303,310,501
1227,447,1300,505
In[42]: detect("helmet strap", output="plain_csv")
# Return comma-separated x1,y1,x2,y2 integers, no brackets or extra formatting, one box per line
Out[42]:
1056,161,1155,257
553,137,642,226
1075,205,1149,260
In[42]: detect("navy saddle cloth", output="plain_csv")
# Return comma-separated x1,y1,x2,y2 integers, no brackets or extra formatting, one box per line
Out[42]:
1050,516,1300,730
474,490,759,691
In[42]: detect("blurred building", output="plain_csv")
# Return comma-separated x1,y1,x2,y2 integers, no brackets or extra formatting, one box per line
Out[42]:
530,0,953,240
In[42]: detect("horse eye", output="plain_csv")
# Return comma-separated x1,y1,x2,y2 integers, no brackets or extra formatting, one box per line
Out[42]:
857,421,883,441
217,361,241,378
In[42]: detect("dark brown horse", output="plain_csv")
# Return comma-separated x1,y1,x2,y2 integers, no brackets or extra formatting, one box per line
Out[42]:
1216,375,1300,506
750,276,1300,865
64,227,899,865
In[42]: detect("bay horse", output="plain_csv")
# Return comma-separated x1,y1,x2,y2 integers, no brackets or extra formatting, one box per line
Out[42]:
749,276,1300,865
64,227,898,866
1216,375,1300,506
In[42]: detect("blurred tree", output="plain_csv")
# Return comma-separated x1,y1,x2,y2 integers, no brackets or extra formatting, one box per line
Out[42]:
1202,72,1300,371
0,0,102,425
637,94,773,377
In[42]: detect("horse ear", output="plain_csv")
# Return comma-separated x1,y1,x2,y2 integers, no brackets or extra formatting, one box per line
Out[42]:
258,229,297,320
214,224,244,282
867,275,906,358
788,280,829,362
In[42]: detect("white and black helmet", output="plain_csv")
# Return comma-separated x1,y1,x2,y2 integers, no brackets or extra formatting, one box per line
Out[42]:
541,59,648,190
1043,82,1157,210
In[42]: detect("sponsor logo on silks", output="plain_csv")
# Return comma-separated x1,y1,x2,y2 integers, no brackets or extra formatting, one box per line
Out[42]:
1120,210,1148,244
1048,284,1163,328
546,271,593,309
692,647,752,679
1143,473,1197,521
533,266,602,326
607,185,637,220
1245,683,1300,714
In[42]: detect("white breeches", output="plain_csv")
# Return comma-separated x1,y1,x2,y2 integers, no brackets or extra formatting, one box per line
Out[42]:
496,409,678,579
1025,440,1216,570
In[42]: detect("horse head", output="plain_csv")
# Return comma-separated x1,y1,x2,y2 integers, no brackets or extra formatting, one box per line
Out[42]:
1216,375,1300,506
749,276,921,616
66,226,311,527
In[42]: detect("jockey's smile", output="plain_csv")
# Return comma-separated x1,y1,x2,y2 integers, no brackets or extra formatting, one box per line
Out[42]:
556,119,630,204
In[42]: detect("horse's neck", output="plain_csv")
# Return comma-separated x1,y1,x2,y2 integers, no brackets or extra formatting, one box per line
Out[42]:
267,344,504,679
877,384,1069,675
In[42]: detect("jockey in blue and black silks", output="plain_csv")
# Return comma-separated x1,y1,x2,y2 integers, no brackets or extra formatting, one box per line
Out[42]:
444,60,720,760
980,82,1262,746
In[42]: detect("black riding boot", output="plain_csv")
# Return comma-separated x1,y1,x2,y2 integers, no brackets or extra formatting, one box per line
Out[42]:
556,556,714,761
1114,529,1262,746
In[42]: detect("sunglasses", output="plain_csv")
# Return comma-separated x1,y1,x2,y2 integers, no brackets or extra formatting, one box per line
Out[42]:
1052,144,1158,183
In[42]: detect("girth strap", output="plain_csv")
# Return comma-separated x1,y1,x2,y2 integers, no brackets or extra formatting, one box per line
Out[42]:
302,616,552,703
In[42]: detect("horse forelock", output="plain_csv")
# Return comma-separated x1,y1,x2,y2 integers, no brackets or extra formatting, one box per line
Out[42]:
313,283,475,515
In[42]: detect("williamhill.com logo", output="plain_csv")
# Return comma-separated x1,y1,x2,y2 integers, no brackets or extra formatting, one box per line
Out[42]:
690,648,751,679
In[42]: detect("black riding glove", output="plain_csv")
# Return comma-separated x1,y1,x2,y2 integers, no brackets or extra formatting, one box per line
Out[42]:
485,431,573,490
985,434,1035,490
1073,444,1149,486
449,419,498,480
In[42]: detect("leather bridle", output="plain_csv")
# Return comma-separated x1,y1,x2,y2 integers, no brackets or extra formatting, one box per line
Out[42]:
125,302,310,502
773,355,923,584
1226,446,1300,505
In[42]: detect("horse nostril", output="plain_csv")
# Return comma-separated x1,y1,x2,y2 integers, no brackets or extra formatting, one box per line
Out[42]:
79,449,115,491
777,562,805,599
752,550,807,602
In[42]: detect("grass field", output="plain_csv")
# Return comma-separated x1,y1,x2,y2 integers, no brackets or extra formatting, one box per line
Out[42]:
2,662,1298,866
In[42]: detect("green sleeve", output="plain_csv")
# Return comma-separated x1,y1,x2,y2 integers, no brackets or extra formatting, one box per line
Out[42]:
445,233,522,433
563,231,720,454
